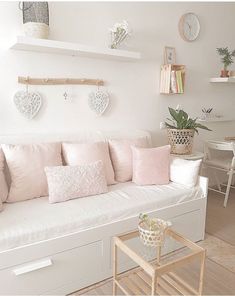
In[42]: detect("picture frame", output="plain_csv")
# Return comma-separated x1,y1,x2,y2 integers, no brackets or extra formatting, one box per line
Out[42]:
164,46,176,64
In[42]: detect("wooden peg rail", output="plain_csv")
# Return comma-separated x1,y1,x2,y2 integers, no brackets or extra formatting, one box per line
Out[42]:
18,76,104,86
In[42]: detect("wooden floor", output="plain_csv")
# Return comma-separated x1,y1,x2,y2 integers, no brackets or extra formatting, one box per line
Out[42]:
72,191,235,295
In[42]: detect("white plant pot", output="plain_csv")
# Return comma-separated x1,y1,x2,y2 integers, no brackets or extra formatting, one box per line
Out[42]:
23,22,49,39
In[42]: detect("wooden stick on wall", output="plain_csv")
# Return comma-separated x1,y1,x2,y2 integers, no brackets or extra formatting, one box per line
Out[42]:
18,76,104,86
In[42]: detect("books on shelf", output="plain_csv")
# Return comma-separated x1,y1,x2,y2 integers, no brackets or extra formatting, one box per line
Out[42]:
160,64,185,94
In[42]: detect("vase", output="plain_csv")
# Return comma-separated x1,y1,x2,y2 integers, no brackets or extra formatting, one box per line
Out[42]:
220,70,229,78
167,128,195,155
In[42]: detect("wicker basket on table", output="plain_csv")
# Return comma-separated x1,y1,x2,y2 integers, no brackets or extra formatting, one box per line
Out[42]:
138,218,172,247
167,128,195,155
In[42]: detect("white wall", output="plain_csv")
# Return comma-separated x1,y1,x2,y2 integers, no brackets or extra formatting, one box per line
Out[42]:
0,1,235,149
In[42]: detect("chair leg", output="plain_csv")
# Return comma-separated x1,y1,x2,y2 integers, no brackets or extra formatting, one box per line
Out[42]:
224,171,233,207
213,171,222,191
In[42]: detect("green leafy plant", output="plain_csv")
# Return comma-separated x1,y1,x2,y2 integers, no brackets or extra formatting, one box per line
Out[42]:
165,107,211,134
216,47,235,70
139,213,159,231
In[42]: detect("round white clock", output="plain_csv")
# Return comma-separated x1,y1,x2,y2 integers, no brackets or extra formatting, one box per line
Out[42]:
178,13,200,42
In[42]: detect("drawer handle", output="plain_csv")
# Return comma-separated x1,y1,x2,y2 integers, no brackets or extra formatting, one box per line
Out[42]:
13,258,53,276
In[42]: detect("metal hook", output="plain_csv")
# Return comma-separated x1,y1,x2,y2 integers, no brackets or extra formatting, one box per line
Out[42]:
25,76,29,94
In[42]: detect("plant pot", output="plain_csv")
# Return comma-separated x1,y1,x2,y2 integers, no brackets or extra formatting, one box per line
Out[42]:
167,128,195,155
23,22,49,39
220,69,229,78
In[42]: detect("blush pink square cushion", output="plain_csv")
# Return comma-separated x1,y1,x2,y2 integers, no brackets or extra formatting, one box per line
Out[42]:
132,145,171,185
0,148,8,203
109,138,149,182
62,142,115,185
1,143,62,202
45,161,108,204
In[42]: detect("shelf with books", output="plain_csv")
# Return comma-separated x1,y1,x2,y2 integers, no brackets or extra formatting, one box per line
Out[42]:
159,64,185,94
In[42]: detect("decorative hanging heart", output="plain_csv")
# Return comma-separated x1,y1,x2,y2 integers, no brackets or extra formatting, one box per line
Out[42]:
88,90,110,116
13,91,42,120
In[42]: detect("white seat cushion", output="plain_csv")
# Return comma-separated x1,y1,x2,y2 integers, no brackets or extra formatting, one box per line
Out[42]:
0,182,203,252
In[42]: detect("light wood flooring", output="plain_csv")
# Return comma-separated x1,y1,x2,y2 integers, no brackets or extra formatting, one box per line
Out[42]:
72,191,235,295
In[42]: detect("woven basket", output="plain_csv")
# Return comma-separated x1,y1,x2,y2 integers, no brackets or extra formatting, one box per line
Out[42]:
23,22,49,39
138,219,171,247
167,128,195,155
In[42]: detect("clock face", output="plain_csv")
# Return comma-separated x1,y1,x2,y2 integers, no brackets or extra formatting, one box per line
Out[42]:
179,13,200,41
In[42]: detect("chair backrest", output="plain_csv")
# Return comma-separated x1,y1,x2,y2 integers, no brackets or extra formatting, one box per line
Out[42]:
205,140,235,153
204,140,235,169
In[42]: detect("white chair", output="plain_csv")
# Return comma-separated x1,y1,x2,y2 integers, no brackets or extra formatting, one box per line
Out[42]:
203,140,235,207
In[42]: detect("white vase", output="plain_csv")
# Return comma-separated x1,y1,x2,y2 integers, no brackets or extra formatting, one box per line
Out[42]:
23,22,49,39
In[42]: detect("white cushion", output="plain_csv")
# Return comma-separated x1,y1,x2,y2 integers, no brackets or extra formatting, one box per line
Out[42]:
170,158,202,188
45,161,108,204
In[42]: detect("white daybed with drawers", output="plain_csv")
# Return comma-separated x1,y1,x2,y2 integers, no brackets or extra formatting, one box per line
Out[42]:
0,131,208,295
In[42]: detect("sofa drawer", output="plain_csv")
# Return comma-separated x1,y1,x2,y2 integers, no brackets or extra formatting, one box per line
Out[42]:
0,240,103,295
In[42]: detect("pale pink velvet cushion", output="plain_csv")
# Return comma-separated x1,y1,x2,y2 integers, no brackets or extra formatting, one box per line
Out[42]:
109,138,149,182
0,148,8,202
45,161,108,204
132,145,171,185
62,142,115,185
2,143,62,202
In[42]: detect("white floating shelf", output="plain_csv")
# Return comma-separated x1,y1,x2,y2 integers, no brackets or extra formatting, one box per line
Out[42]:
10,36,141,61
210,77,235,83
198,117,235,122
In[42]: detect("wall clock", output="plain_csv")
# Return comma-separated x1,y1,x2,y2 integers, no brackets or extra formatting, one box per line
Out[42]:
178,13,200,42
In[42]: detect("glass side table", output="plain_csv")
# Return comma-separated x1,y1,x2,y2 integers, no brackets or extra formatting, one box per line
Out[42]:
113,228,206,296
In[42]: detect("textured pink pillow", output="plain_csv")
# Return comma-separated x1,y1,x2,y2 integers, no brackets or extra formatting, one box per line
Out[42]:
2,143,62,202
0,148,8,202
132,145,170,185
45,161,108,203
109,138,149,182
62,142,115,185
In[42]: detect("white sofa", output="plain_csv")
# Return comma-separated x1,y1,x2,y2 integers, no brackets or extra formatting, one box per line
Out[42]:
0,130,208,295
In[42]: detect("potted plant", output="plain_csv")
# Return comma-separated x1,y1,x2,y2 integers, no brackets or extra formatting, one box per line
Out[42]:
165,107,211,155
109,20,131,49
216,47,235,78
138,214,171,247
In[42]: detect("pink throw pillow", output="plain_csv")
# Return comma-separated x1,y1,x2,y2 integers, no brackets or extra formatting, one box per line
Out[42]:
0,148,8,202
2,143,62,202
109,138,149,182
45,161,108,203
132,145,170,185
62,142,115,185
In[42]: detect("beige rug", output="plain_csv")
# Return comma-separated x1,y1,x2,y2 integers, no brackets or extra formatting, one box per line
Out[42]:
199,234,235,273
206,190,235,246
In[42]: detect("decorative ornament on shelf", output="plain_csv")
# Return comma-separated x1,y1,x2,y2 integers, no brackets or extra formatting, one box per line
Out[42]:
109,20,131,49
138,213,172,247
88,88,110,116
13,84,42,120
201,108,213,120
19,1,49,39
216,47,235,78
165,106,211,155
